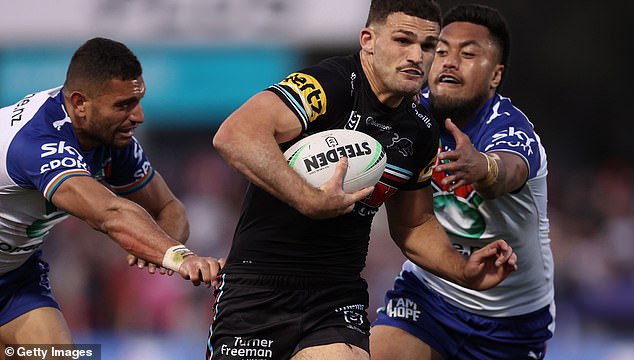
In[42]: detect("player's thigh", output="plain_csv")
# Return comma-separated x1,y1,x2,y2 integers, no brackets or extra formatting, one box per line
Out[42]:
0,307,73,345
370,324,444,360
291,343,369,360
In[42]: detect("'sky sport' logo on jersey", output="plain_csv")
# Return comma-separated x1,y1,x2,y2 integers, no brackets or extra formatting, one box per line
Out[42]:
39,141,88,173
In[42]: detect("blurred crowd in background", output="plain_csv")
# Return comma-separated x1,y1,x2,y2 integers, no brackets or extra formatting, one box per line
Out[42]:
4,0,633,358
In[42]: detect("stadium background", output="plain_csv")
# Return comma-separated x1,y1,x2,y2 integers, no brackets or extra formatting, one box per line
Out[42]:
1,0,633,358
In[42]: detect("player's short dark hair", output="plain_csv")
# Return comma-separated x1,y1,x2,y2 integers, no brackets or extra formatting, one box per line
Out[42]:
443,4,511,68
64,37,142,94
365,0,442,27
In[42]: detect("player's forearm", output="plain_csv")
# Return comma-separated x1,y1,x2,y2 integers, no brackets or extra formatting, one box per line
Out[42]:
474,152,524,199
394,219,470,287
96,198,182,265
154,198,190,244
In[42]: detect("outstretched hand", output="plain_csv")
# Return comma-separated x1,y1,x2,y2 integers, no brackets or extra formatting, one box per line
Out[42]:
128,254,173,276
435,118,489,192
462,239,517,290
299,157,374,219
128,254,225,288
178,255,225,288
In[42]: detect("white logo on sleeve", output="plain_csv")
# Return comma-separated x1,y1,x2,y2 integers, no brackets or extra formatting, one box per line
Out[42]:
39,141,88,173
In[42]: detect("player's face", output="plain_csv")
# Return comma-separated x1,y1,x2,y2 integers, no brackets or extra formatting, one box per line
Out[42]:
369,12,439,103
84,77,146,148
429,22,504,115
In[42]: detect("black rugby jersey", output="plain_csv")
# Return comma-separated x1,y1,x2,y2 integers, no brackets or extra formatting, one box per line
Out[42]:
223,53,439,278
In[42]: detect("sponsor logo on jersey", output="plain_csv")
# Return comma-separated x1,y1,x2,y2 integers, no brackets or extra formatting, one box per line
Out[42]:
350,72,357,96
411,102,432,128
219,337,274,359
302,141,372,172
39,141,88,173
365,116,392,131
279,72,327,123
384,297,421,321
10,93,36,126
0,240,43,253
484,126,536,156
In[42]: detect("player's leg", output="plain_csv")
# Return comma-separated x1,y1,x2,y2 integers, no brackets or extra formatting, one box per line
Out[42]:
0,307,73,345
370,324,443,360
291,343,369,360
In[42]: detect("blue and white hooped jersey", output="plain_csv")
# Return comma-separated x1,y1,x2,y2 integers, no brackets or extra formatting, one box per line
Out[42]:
403,91,554,318
0,86,154,275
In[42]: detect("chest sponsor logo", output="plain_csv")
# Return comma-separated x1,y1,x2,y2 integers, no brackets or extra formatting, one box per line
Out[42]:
385,297,421,321
40,141,88,173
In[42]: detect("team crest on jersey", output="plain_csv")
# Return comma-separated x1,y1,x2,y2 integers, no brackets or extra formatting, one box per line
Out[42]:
386,133,413,157
279,72,327,123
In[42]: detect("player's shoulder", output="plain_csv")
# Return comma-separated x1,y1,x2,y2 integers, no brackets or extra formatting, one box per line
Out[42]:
490,93,532,124
6,88,77,157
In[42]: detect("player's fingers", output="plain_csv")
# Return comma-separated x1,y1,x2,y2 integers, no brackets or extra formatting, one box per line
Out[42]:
127,254,137,266
331,157,349,187
218,258,226,269
199,264,213,288
147,263,157,274
137,258,147,269
445,119,470,147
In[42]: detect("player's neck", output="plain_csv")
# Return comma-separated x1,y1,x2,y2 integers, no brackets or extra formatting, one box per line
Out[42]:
360,50,403,109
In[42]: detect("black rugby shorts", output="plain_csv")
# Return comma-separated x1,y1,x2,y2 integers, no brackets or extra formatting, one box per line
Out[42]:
207,273,370,359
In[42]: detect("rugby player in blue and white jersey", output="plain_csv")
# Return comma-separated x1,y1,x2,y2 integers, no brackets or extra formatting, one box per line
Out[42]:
371,4,555,360
0,38,222,349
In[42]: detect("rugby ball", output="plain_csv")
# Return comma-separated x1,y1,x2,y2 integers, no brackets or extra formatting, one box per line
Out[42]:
283,129,387,192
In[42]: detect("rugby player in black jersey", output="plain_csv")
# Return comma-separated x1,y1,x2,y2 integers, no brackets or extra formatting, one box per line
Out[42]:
208,1,517,359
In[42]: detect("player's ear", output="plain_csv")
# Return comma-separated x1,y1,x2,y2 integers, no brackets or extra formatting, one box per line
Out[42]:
490,64,504,89
360,27,375,55
69,91,88,117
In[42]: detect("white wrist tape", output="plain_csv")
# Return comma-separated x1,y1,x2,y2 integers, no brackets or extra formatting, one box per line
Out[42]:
162,245,195,272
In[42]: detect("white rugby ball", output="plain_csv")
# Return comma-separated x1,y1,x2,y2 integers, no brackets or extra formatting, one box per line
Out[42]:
284,129,387,192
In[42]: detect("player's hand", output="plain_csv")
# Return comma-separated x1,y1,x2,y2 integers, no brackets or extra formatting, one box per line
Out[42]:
177,255,224,288
127,254,173,275
300,157,374,219
462,239,518,290
434,118,489,192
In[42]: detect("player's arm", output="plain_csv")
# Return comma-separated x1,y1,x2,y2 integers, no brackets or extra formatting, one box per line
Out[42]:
385,186,517,290
123,171,189,243
51,176,221,287
122,171,191,273
435,118,528,199
212,91,372,219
